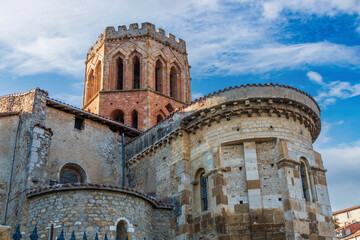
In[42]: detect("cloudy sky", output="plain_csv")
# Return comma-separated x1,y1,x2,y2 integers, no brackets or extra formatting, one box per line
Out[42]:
0,0,359,211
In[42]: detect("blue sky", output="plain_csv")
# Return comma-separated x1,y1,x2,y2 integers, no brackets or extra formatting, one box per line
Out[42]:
0,0,359,211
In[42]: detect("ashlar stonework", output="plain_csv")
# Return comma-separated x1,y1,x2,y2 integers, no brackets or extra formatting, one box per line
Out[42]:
0,23,335,240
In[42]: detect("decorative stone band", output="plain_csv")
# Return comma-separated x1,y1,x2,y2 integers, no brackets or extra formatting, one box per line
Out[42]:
126,97,321,166
26,183,173,209
180,97,320,140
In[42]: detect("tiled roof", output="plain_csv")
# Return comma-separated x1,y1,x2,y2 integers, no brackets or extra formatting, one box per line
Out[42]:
46,97,142,137
27,182,173,209
334,205,360,215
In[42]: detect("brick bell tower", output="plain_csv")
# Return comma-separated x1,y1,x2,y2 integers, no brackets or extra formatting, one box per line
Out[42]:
82,22,191,131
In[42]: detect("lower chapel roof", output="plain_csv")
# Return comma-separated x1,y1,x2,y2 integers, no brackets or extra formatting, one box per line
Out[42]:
26,183,173,209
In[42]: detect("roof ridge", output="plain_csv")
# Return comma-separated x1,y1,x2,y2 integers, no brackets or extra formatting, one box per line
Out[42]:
0,88,48,100
46,97,142,135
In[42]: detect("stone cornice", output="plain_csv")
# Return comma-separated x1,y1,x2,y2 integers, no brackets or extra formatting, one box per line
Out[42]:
181,98,321,142
276,158,301,169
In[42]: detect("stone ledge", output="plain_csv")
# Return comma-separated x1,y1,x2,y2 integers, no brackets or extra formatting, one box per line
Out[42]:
26,183,173,209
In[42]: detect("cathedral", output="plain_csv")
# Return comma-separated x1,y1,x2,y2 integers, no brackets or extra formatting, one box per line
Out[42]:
0,22,336,240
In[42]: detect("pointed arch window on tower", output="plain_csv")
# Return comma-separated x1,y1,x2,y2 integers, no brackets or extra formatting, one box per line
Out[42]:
133,56,140,89
117,57,124,90
87,70,94,101
95,61,102,93
131,110,138,129
155,60,163,93
170,67,178,99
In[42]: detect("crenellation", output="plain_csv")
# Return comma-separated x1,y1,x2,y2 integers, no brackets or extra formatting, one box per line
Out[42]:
105,22,186,53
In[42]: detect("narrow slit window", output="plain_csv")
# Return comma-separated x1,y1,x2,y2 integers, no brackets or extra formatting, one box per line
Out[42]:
200,173,208,211
132,110,138,129
155,60,163,93
170,67,177,98
300,161,310,201
133,56,140,89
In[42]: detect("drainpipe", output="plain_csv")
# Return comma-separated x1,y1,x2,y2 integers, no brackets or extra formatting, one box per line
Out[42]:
122,133,125,187
3,115,22,225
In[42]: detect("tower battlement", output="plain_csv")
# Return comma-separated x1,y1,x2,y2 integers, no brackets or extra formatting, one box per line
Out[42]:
105,22,186,53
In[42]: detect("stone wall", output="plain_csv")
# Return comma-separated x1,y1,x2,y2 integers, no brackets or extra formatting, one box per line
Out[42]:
23,185,172,240
0,115,19,223
37,107,124,187
125,85,335,239
1,89,48,228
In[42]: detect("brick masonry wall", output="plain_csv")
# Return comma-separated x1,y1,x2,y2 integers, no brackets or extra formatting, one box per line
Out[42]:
97,90,184,130
84,25,191,131
23,187,172,240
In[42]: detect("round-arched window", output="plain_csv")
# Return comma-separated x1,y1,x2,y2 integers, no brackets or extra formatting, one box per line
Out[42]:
59,163,86,184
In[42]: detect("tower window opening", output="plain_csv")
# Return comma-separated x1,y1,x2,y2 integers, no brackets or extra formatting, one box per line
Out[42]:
133,56,140,89
111,109,125,123
300,160,311,202
117,58,124,90
170,66,178,99
131,110,138,129
155,60,163,93
200,173,208,211
95,61,102,93
165,103,175,113
157,114,163,124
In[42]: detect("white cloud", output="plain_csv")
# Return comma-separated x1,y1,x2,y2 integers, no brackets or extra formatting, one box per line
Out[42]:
261,0,360,20
307,71,324,85
315,120,344,145
52,93,83,107
194,42,360,76
317,140,360,211
307,71,360,108
192,92,204,100
0,0,359,78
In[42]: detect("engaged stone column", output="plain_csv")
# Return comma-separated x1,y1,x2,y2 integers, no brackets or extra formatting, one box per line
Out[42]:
243,141,265,239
